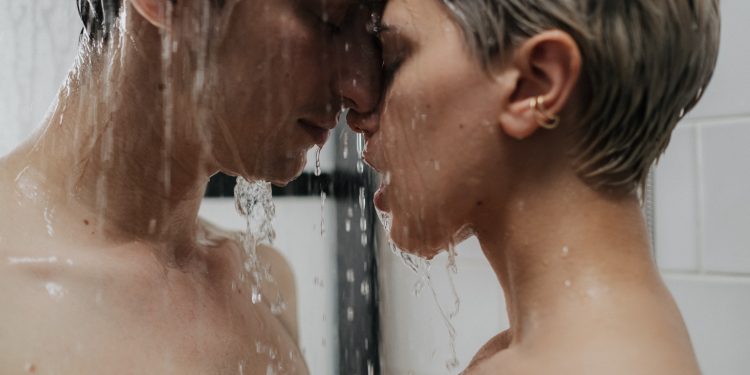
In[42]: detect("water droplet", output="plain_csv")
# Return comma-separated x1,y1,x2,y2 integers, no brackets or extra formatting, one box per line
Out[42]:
358,187,366,211
44,207,55,236
561,245,569,258
360,216,367,232
320,191,327,237
346,269,355,283
345,219,351,232
346,306,355,321
313,276,324,287
361,233,368,246
271,293,287,315
564,280,572,288
360,280,370,297
45,282,66,301
251,286,263,304
148,218,157,234
356,132,365,159
314,145,322,177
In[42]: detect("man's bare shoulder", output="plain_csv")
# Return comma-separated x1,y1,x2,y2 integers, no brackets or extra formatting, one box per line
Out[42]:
197,218,299,341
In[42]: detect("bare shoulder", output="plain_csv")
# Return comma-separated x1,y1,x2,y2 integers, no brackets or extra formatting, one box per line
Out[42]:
197,218,299,341
466,333,701,375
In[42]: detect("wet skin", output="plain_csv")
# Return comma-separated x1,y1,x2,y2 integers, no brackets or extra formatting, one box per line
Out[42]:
355,0,701,373
0,0,381,373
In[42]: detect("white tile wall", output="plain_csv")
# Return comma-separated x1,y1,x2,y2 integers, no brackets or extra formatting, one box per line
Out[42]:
664,274,750,375
655,124,701,271
687,0,750,120
699,120,750,274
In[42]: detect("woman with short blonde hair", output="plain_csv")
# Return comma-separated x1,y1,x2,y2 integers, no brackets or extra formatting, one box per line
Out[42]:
356,0,720,373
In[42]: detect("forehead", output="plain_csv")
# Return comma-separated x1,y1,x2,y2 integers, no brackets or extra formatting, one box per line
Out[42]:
383,0,448,30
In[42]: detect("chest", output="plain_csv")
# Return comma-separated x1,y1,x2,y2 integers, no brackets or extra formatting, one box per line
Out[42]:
0,268,306,375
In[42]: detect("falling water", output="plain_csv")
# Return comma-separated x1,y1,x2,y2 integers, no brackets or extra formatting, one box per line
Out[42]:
356,132,365,174
376,208,462,371
314,145,322,177
234,177,280,308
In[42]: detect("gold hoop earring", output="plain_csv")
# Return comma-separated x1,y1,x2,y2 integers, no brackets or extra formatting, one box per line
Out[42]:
530,96,560,130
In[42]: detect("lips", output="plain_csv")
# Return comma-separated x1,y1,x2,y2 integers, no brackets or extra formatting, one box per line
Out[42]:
374,182,390,212
298,119,332,146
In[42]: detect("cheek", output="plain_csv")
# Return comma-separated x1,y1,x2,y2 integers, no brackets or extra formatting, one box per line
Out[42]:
380,65,502,253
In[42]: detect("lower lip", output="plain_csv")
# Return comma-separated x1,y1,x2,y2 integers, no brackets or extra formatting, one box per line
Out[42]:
374,183,389,212
299,121,330,146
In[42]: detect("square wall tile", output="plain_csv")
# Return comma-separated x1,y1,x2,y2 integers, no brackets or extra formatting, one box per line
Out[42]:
664,274,750,375
655,125,700,271
700,120,750,273
688,0,750,119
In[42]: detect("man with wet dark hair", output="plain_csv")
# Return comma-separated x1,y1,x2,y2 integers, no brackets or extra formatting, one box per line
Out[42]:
0,0,381,373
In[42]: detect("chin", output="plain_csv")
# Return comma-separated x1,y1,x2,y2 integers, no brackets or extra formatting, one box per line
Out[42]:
253,153,308,185
389,216,450,261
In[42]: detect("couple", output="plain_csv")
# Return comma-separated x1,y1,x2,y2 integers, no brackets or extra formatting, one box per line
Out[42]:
0,0,719,374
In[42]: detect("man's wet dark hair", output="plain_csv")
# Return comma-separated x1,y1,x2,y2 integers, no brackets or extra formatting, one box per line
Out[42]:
76,0,228,43
77,0,123,41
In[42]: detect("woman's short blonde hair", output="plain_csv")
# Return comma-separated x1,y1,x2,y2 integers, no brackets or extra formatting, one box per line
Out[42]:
444,0,721,192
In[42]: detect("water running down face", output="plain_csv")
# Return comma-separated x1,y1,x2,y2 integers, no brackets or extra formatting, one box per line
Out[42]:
204,0,383,184
121,0,383,185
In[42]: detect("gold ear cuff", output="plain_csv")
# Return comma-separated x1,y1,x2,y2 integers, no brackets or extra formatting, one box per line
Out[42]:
530,96,560,130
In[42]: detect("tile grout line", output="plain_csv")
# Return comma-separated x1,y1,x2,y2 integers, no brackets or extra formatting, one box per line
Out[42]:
694,123,706,275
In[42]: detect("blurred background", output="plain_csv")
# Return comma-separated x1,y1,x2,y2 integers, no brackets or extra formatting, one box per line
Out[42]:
1,1,749,374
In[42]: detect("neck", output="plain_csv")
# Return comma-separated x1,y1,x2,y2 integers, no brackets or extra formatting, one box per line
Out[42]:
4,28,214,264
475,174,660,343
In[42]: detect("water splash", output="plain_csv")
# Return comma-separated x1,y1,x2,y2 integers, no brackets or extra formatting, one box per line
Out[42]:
234,177,278,307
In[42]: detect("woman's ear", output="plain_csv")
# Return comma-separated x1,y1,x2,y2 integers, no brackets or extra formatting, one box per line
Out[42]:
130,0,171,29
497,30,582,140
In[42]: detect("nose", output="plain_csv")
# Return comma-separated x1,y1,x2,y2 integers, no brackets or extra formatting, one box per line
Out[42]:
331,6,382,135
